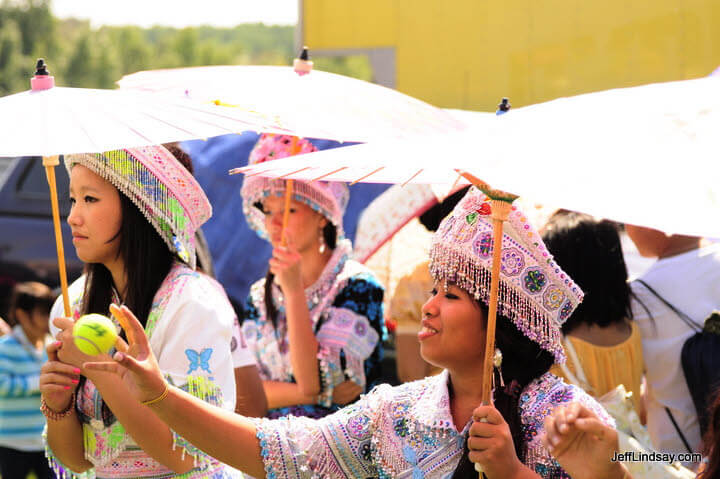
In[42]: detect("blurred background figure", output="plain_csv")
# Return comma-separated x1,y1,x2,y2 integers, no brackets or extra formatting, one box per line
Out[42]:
626,225,720,457
240,134,385,419
542,211,644,415
0,281,55,479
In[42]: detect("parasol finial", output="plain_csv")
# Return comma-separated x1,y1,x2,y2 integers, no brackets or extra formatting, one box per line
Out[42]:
293,46,313,76
31,58,55,91
496,97,511,116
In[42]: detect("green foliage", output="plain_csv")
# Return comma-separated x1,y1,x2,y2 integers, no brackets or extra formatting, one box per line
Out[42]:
0,0,375,95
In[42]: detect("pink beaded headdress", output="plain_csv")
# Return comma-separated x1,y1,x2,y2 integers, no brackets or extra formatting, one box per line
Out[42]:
429,187,583,362
65,145,212,270
241,133,349,240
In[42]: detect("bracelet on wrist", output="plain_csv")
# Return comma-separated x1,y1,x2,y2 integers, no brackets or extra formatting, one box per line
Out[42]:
141,384,169,406
41,392,76,421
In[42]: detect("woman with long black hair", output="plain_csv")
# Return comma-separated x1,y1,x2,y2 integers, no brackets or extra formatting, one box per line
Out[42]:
82,187,622,478
40,146,238,478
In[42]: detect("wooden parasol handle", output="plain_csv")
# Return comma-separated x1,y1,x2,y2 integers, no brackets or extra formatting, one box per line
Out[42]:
481,200,513,402
456,171,517,479
280,136,303,247
43,156,71,318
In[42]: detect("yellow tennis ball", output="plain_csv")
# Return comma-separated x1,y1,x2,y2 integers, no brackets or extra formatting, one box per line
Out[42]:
73,314,118,356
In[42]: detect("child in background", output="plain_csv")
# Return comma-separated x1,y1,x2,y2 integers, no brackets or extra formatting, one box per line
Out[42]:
0,281,56,479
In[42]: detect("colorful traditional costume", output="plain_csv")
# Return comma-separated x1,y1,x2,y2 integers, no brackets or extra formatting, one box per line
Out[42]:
252,187,613,478
46,146,237,479
240,134,385,419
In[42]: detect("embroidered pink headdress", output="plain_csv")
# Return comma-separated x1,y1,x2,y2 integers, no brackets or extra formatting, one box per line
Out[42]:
429,187,583,362
241,133,349,239
65,145,211,270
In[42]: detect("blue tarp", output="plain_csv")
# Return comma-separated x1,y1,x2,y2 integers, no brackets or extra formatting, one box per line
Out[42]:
183,133,389,307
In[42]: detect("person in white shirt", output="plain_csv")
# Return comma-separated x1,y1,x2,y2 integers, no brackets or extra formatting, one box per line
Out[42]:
626,224,720,456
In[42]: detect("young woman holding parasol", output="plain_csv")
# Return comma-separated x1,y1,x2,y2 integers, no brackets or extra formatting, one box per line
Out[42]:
238,133,386,419
80,186,624,478
40,146,240,478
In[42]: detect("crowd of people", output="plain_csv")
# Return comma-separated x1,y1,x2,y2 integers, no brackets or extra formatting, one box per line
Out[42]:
1,134,718,478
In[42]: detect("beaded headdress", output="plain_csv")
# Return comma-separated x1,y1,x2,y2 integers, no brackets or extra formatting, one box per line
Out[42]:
429,187,583,362
65,145,211,270
241,133,349,240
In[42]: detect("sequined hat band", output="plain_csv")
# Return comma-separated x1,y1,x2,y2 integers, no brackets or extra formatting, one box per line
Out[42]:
65,145,211,269
429,187,584,362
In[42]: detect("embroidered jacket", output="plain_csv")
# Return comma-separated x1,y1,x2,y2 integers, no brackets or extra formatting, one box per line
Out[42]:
46,263,236,479
254,370,614,478
242,239,385,419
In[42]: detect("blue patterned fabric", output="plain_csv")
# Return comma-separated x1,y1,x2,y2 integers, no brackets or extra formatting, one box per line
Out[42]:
241,243,385,420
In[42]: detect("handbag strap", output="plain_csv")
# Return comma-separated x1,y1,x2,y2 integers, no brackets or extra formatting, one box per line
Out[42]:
635,279,702,331
664,407,694,454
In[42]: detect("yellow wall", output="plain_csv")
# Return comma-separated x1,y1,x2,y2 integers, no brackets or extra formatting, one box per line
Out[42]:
302,0,720,110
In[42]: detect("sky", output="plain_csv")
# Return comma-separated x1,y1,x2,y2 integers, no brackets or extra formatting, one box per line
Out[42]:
52,0,298,28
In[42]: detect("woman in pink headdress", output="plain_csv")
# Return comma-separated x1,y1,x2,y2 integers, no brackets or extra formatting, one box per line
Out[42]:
80,186,626,478
39,146,239,478
239,134,385,419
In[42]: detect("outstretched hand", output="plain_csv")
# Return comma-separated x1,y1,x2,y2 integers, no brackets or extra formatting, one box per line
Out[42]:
542,402,628,479
83,304,167,404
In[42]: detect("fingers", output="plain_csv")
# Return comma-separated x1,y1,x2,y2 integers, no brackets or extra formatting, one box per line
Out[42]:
40,373,79,389
83,360,122,375
40,362,81,391
574,416,614,440
472,404,503,425
110,304,132,345
467,435,494,453
114,337,129,353
543,408,565,451
53,316,74,331
42,360,81,377
46,340,62,361
113,305,150,352
271,245,301,263
111,350,145,375
554,403,570,434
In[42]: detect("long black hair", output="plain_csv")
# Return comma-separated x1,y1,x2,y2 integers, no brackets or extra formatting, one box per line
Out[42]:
451,305,555,478
541,210,633,333
263,221,337,328
81,192,174,328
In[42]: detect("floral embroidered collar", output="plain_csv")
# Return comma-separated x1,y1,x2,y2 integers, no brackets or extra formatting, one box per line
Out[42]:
408,370,458,432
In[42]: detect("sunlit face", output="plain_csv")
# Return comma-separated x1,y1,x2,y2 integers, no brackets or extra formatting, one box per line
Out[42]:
67,165,123,265
419,282,487,371
261,195,327,252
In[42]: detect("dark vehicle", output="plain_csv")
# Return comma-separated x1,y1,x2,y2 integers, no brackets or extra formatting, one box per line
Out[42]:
0,156,83,318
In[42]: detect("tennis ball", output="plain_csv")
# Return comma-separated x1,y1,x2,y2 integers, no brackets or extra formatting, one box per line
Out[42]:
73,314,118,356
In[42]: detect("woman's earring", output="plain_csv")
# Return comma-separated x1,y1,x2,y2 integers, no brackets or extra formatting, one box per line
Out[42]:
318,229,326,254
493,348,505,390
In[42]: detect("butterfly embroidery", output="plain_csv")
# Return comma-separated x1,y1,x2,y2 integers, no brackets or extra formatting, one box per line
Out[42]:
402,445,424,479
185,348,213,374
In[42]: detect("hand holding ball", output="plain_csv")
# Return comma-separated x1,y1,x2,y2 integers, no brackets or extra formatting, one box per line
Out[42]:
73,314,118,355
